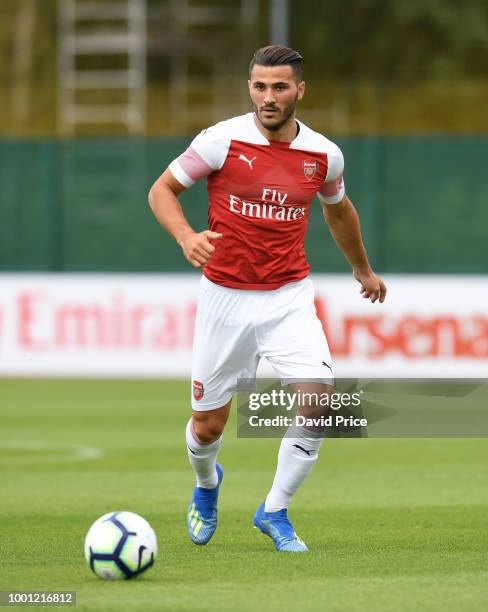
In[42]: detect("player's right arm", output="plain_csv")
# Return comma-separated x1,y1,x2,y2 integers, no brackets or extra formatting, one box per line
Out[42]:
148,126,229,268
148,168,221,268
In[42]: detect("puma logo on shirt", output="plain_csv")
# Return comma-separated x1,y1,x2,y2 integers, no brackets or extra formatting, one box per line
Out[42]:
238,153,256,169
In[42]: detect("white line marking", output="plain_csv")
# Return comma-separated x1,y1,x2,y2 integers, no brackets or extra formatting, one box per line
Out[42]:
0,440,104,465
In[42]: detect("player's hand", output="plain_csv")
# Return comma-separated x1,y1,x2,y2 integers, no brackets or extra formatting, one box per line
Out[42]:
353,269,387,303
180,230,223,268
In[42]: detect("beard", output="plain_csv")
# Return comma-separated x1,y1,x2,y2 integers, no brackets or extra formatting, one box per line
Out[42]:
252,93,298,132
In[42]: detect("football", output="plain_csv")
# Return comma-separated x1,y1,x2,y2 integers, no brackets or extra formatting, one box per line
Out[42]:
84,511,157,580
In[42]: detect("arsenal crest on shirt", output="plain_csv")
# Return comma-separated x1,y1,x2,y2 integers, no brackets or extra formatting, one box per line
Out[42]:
302,160,317,180
193,380,204,401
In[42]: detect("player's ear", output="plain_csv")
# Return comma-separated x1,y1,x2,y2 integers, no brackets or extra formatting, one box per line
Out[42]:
297,81,305,100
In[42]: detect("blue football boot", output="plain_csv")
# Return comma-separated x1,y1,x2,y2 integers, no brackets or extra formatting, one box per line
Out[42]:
253,501,308,552
187,464,223,545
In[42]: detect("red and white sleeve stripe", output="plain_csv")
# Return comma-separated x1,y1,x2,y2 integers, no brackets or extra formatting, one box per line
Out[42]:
169,147,214,188
317,146,345,205
168,128,230,188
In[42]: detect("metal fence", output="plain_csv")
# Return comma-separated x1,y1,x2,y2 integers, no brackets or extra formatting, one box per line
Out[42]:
1,136,487,273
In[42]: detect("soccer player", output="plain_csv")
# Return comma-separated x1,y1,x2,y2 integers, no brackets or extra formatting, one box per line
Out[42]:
148,46,387,552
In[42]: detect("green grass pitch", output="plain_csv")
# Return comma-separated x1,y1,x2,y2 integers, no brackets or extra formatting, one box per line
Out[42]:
1,379,487,611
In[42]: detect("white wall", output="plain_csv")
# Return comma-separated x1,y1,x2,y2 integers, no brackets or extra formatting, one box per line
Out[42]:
0,274,486,377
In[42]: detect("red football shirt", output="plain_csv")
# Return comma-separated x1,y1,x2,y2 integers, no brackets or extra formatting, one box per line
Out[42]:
169,113,345,290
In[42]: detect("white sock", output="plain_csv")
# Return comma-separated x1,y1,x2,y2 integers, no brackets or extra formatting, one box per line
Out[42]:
264,424,324,512
185,419,222,489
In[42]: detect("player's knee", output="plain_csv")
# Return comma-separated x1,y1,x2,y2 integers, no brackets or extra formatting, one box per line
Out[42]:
298,406,329,433
296,385,334,421
298,396,331,421
192,415,224,444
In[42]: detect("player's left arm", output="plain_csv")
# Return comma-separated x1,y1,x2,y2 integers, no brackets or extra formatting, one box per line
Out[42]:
321,195,387,303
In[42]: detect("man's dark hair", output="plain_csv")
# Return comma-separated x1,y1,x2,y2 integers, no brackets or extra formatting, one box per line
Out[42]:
249,45,304,81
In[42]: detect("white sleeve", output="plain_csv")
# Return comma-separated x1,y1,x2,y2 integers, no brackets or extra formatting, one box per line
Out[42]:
168,127,231,188
317,145,346,205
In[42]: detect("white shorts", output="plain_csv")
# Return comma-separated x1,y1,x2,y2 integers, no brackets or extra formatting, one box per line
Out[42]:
191,275,333,411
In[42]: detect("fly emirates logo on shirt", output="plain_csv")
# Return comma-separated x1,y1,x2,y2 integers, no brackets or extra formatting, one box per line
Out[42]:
228,188,305,222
